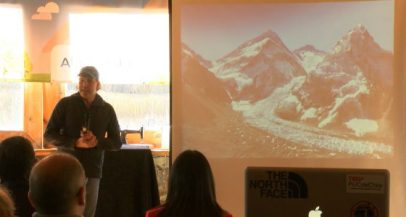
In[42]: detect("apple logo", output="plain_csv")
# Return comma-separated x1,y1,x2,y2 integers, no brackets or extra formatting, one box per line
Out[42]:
308,206,322,217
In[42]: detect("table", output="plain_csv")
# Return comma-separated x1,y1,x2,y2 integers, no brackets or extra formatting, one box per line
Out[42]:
96,146,160,217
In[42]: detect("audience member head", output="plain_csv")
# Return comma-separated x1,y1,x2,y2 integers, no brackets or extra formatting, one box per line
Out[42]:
0,186,16,217
160,149,224,217
0,136,35,182
28,153,86,215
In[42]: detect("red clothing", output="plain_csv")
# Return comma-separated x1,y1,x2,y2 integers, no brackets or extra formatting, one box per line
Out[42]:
145,207,233,217
145,207,162,217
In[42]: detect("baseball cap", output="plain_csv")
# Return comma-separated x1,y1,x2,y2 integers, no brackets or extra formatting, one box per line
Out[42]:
78,66,99,80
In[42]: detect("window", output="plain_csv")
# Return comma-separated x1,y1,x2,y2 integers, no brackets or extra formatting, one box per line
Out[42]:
0,83,24,131
0,6,24,131
69,12,169,84
67,11,170,147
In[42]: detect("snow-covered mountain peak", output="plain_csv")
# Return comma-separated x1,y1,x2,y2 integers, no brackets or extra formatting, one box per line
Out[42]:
346,24,371,42
294,45,326,73
353,24,367,33
182,43,213,69
216,29,288,63
245,29,287,51
256,29,283,41
209,29,306,102
331,24,379,55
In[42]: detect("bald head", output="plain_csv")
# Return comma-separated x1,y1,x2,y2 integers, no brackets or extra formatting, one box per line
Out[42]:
29,153,86,215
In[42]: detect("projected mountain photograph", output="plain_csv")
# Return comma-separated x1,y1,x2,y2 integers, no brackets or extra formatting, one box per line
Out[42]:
177,1,394,158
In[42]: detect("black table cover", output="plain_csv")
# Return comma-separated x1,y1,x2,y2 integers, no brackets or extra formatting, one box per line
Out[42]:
96,148,160,217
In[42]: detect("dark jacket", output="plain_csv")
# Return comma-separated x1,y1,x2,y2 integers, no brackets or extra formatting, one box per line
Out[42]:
44,92,122,178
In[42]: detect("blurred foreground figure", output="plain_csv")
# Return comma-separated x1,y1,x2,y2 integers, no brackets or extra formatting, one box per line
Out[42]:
0,186,16,217
0,136,35,217
28,153,86,217
146,150,233,217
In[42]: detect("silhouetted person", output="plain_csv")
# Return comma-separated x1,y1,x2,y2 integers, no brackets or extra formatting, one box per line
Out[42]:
28,153,86,217
44,66,122,217
145,150,232,217
0,136,35,217
0,186,16,217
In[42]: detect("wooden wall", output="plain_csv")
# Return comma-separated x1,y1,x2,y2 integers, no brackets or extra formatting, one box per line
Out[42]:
0,82,62,149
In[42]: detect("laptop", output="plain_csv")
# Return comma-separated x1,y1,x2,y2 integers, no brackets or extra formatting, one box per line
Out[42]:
245,167,389,217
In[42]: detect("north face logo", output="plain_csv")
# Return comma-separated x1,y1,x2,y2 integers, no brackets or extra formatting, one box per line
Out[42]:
248,171,308,199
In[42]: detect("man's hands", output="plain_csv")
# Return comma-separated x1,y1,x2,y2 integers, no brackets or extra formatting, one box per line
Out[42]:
75,130,98,148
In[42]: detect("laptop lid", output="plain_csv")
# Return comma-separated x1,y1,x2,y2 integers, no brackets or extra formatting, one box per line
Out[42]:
245,167,389,217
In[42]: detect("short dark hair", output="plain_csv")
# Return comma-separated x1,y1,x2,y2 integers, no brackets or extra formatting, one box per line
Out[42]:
158,150,223,217
0,136,35,181
29,153,85,214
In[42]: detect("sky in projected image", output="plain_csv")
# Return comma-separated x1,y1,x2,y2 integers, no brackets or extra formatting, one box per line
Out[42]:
178,0,394,159
181,1,393,61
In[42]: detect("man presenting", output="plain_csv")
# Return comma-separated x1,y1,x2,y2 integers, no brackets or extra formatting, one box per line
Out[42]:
44,66,122,217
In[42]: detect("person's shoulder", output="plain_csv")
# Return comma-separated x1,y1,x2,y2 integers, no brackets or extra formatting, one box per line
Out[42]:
95,94,115,110
94,94,107,106
59,93,80,104
145,206,163,217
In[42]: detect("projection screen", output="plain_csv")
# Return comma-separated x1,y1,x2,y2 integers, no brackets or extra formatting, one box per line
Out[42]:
171,0,405,216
